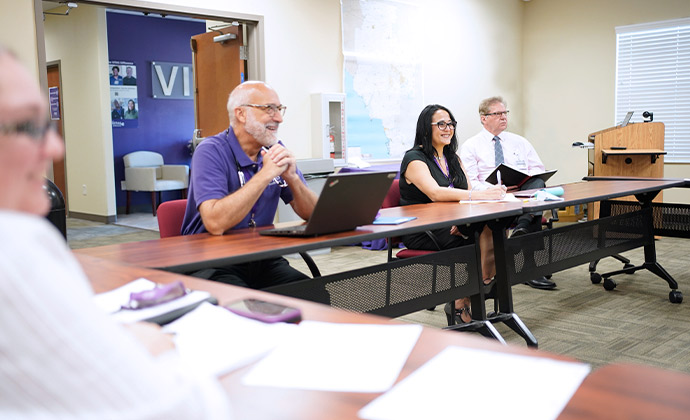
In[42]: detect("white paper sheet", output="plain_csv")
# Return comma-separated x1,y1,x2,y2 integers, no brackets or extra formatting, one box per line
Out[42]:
459,192,521,204
163,302,297,377
359,346,590,420
241,321,423,392
93,277,213,324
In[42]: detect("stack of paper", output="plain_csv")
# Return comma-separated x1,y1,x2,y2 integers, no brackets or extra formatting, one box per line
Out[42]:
164,302,297,376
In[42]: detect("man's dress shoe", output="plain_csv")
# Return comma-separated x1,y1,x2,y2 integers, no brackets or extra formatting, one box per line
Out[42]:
525,276,557,290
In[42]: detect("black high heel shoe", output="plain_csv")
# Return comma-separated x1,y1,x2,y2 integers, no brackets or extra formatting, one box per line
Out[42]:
444,302,471,326
483,278,497,300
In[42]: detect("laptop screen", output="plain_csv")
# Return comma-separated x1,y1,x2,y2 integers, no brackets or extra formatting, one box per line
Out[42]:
620,111,634,127
261,171,397,236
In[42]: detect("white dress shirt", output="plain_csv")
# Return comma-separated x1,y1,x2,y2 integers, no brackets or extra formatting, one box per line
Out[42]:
460,128,545,189
0,211,232,420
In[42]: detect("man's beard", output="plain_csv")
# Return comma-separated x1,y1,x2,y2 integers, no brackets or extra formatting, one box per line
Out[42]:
245,111,279,147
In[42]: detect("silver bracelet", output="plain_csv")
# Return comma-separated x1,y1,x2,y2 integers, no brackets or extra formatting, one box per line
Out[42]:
468,190,472,201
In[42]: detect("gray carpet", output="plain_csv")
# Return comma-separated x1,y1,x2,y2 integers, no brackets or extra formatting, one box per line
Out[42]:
68,217,690,374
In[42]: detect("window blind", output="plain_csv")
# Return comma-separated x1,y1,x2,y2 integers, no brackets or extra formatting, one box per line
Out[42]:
616,18,690,163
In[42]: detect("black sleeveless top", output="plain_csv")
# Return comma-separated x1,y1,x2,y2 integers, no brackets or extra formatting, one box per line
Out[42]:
399,148,468,206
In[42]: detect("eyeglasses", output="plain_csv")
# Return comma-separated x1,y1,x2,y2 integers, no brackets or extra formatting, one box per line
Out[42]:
483,110,510,117
431,120,457,130
241,103,287,117
0,119,56,145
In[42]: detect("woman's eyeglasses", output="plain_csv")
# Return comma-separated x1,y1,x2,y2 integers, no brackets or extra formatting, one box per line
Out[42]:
431,120,457,131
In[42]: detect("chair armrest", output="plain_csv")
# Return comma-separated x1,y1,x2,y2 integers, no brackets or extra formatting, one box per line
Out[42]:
550,208,559,222
161,165,190,187
299,252,321,278
124,167,157,191
423,230,443,251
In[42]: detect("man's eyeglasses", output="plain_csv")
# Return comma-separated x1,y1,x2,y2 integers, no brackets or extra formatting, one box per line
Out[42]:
431,120,457,131
483,110,510,117
0,119,56,145
241,104,287,117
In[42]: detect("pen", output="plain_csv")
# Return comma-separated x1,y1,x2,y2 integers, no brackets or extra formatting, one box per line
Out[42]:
497,170,502,186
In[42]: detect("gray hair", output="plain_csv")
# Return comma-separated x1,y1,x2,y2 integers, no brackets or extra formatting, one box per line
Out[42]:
227,81,274,127
479,96,506,116
227,86,251,126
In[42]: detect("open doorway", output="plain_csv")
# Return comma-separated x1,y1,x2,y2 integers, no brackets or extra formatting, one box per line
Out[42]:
47,62,68,213
39,2,264,221
191,23,246,139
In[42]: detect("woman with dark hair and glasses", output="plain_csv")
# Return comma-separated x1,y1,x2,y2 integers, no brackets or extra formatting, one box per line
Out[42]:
399,104,506,324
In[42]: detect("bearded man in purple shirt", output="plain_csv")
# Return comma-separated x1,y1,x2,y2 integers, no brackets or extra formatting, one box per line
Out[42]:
181,81,318,289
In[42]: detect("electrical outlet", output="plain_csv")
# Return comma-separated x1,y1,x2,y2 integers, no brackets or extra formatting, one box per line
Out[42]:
82,184,87,195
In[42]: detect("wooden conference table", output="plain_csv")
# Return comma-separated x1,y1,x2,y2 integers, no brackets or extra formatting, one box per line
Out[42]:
77,179,684,345
79,253,690,420
76,201,522,273
78,200,524,340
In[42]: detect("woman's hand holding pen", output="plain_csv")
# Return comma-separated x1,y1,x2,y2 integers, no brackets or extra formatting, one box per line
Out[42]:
471,185,507,200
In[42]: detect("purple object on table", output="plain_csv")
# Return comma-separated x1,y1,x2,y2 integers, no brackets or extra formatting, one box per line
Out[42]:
124,281,188,309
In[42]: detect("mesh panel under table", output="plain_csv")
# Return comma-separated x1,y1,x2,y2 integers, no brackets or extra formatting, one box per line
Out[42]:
503,208,651,284
601,200,690,238
266,245,480,318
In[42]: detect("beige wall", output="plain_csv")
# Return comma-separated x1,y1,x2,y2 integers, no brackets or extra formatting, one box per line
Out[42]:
523,0,690,202
422,0,525,142
4,0,689,219
0,0,40,81
44,5,117,218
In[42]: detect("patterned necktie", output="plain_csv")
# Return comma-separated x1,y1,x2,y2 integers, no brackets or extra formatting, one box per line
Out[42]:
493,136,504,166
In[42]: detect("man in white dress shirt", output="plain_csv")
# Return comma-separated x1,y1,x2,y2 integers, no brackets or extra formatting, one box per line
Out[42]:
460,96,556,290
0,45,232,419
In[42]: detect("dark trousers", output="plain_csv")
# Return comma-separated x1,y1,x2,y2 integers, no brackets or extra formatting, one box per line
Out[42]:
402,225,476,251
515,177,547,231
191,257,308,289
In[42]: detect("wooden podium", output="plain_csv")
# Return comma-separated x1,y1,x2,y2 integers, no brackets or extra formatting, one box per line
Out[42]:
587,122,666,217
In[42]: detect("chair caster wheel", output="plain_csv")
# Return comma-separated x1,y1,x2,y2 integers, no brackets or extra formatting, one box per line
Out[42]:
545,274,552,280
624,263,635,274
603,277,617,291
590,272,602,284
669,290,683,304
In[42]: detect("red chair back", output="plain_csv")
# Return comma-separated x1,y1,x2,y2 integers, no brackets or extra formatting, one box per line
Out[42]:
382,179,401,208
157,199,188,238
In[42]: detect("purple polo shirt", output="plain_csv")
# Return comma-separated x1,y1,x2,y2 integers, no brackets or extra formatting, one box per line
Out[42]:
180,128,305,235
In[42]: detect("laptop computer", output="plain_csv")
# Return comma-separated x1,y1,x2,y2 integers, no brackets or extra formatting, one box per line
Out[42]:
620,111,634,127
260,171,397,237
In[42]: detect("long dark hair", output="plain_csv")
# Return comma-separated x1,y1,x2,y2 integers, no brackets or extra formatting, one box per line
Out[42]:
413,104,463,187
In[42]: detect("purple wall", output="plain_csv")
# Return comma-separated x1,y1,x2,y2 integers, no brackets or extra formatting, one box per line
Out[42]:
107,12,205,212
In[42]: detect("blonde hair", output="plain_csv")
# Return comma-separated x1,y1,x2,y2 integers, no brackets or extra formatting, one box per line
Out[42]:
479,96,506,116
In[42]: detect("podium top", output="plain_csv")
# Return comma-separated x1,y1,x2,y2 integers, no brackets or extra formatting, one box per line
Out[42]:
588,121,664,140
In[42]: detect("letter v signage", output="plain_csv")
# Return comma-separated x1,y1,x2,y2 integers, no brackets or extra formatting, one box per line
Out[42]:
151,61,193,100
